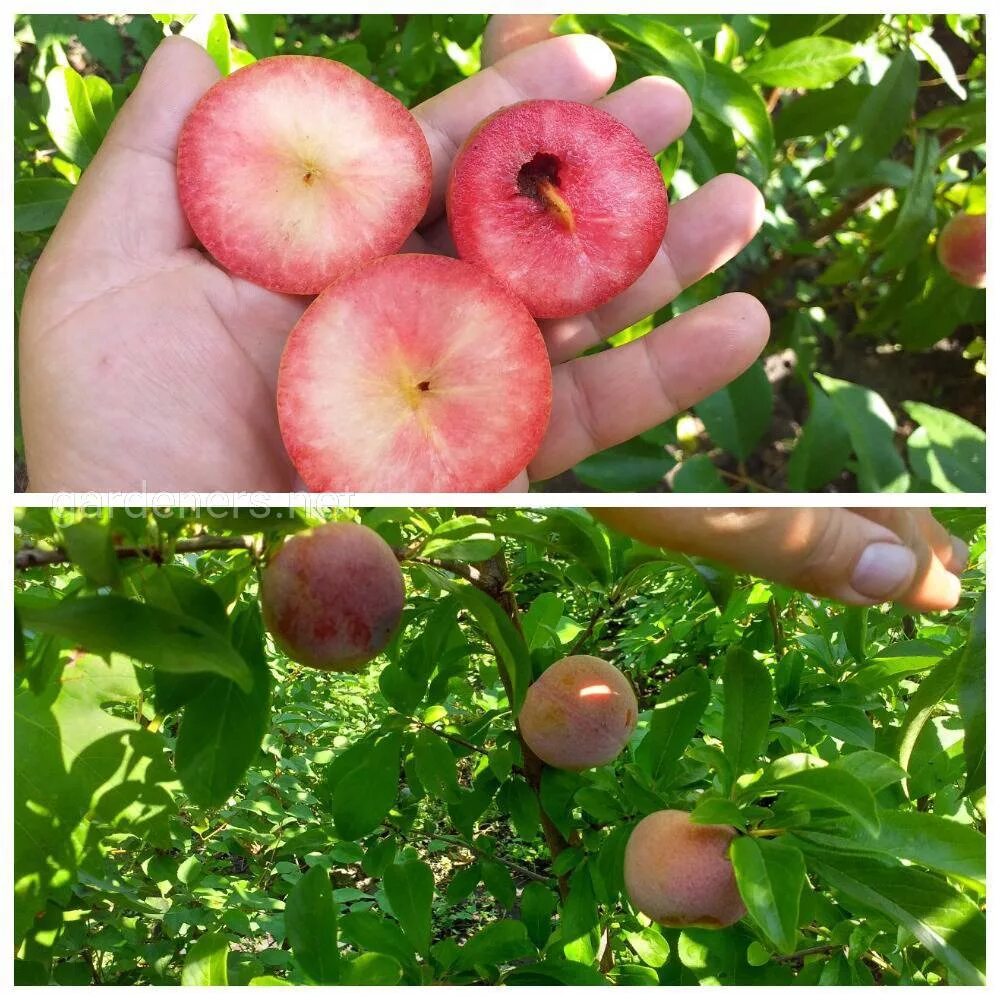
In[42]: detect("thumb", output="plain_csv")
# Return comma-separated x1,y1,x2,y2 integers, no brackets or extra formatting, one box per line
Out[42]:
592,508,962,611
42,35,219,267
481,14,559,66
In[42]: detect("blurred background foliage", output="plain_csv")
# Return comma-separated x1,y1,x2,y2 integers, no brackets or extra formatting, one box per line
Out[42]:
13,13,986,493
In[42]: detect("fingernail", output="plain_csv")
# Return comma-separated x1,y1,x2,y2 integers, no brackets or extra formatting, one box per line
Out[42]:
948,535,969,574
851,543,917,600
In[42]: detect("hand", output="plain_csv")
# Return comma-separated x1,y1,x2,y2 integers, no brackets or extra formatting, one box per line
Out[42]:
593,507,968,611
20,26,767,491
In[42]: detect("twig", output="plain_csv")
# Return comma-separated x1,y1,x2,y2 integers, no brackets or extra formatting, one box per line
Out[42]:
15,534,258,570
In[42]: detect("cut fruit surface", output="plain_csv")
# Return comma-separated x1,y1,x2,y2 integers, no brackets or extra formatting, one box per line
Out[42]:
177,55,432,295
277,254,552,491
447,99,669,318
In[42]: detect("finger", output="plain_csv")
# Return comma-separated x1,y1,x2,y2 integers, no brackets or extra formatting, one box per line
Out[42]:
591,508,962,612
850,508,969,590
413,33,617,222
45,36,219,264
482,14,558,65
529,292,769,481
543,173,764,363
417,74,691,257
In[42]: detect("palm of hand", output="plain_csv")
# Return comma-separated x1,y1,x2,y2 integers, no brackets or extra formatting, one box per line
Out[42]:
20,29,767,492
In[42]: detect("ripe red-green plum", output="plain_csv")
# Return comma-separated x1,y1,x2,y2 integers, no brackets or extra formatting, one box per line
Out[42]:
518,654,638,770
261,521,405,671
177,55,432,294
937,212,986,289
447,99,669,318
624,810,746,929
276,254,552,492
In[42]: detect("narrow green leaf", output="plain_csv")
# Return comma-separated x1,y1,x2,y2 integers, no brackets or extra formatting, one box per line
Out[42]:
174,603,272,808
333,732,402,840
181,933,230,986
745,37,861,88
44,66,104,168
636,668,711,781
383,860,434,957
699,57,774,166
774,766,880,835
453,920,534,972
286,865,339,985
182,12,231,75
17,594,252,690
786,382,852,491
813,374,909,491
520,882,557,949
956,596,985,795
14,178,74,232
694,362,773,461
722,648,774,778
904,402,985,493
730,836,805,953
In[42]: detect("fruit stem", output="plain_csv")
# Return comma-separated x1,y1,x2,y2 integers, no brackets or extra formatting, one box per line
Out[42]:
536,178,576,233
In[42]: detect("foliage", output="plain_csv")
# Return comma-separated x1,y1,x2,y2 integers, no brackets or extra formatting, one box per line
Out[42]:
13,14,985,493
14,506,986,985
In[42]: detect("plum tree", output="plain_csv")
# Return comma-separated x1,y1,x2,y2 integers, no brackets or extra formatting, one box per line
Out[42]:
937,212,986,288
624,809,746,928
260,522,405,671
518,654,638,770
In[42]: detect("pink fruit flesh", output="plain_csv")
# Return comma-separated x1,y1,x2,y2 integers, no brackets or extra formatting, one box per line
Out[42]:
177,55,432,295
447,99,669,318
261,522,405,671
277,254,552,492
937,212,986,289
624,810,746,929
518,655,638,770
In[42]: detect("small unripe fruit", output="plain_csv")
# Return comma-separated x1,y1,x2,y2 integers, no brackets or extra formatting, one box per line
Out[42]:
261,522,404,671
624,810,746,929
518,654,638,770
937,212,986,289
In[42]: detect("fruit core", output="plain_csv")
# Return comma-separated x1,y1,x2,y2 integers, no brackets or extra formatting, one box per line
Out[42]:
517,151,575,233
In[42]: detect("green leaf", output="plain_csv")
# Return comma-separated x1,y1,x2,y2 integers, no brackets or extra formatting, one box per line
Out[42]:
339,911,417,972
341,953,402,986
879,131,939,270
383,860,434,957
17,594,252,690
695,362,773,461
497,777,540,839
181,933,230,986
520,882,557,949
786,382,852,490
897,648,959,793
956,596,986,796
744,37,861,88
504,959,607,985
636,668,711,782
698,57,774,166
730,836,805,953
453,920,534,972
539,769,583,840
690,797,747,828
566,15,705,102
173,603,272,808
799,704,874,748
832,50,919,189
286,864,339,984
856,639,944,689
625,925,670,967
671,455,728,492
228,13,277,57
520,593,564,651
421,569,532,714
59,518,120,589
14,178,74,232
773,765,880,835
904,402,986,492
803,852,985,985
842,606,868,663
722,648,773,778
574,436,673,492
813,374,909,491
333,732,402,840
411,729,461,803
44,66,105,168
775,81,868,142
181,13,231,75
14,653,175,945
482,858,517,910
